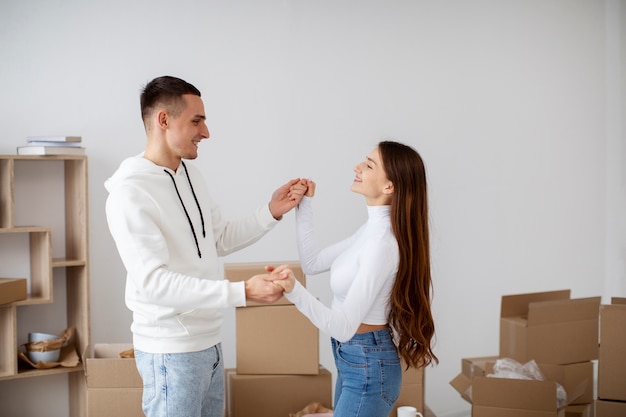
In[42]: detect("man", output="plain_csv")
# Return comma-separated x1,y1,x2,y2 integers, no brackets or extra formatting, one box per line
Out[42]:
105,75,304,417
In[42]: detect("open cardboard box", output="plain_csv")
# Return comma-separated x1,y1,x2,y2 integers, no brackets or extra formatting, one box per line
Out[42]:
450,357,591,417
84,343,143,417
84,343,142,388
225,367,332,417
499,289,600,365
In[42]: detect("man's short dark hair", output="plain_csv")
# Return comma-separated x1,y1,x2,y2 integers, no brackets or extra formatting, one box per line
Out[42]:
140,76,202,125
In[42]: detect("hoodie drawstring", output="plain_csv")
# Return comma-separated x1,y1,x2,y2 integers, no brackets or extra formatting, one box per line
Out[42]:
164,161,206,258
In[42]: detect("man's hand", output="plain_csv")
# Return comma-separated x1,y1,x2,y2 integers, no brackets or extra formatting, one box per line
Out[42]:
268,178,307,220
244,274,282,304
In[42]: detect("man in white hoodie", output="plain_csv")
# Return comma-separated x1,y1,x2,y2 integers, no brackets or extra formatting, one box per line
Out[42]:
105,76,305,417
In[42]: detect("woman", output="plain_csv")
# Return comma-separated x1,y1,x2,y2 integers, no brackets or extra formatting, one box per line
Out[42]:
271,140,438,417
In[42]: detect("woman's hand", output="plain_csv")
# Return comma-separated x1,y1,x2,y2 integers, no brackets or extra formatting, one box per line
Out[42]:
265,264,296,293
304,179,316,197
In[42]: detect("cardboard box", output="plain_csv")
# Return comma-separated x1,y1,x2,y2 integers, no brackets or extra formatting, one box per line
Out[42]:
389,363,425,416
423,406,436,417
225,367,332,417
564,403,593,417
85,343,143,417
450,357,592,413
85,343,142,388
472,377,568,417
87,388,143,417
539,361,594,405
598,301,626,401
499,290,600,364
0,278,27,304
449,356,499,403
236,304,318,374
224,261,306,307
595,399,626,417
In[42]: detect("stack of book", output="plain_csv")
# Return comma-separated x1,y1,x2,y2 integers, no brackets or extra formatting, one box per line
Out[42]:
17,136,85,155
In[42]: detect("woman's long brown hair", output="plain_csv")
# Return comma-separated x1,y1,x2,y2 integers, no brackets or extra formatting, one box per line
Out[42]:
379,141,438,369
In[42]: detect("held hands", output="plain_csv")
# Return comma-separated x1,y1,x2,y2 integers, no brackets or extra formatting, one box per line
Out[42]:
244,264,295,304
268,179,307,220
264,264,296,294
268,178,316,220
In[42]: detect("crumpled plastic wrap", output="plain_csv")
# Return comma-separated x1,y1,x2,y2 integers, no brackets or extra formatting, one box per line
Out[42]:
486,358,568,409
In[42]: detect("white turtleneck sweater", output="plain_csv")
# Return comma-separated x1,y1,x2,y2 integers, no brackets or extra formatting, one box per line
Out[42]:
284,196,399,342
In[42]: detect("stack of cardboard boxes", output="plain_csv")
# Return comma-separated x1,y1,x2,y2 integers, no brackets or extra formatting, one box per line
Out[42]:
224,262,332,417
595,298,626,417
225,262,432,417
451,289,601,417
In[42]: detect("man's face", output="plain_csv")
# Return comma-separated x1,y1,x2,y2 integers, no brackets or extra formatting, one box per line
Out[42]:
166,94,210,160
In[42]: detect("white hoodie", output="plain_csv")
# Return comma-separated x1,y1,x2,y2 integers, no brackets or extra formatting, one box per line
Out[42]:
105,154,278,353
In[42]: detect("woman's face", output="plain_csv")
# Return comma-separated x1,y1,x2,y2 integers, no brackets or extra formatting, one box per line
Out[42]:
351,147,393,205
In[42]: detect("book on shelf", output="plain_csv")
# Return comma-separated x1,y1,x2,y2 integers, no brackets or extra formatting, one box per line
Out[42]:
25,140,83,147
17,145,86,156
26,135,82,143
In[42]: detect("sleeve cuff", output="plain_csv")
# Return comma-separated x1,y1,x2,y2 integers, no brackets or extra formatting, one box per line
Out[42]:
228,281,247,307
259,204,280,226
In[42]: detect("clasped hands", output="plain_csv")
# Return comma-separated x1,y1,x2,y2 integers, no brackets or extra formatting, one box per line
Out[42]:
244,264,297,304
268,178,316,220
246,177,315,303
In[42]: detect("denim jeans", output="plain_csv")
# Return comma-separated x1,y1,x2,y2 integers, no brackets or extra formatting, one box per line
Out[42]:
134,344,224,417
332,328,402,417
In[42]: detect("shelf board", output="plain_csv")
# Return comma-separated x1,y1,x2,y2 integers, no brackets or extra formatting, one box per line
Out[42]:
0,363,84,381
52,258,86,268
0,226,51,234
13,295,52,306
0,154,87,161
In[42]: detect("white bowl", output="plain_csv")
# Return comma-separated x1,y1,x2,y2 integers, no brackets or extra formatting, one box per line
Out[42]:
27,348,61,364
28,332,59,343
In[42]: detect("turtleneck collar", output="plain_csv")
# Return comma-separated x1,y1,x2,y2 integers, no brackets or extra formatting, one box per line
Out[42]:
366,204,391,222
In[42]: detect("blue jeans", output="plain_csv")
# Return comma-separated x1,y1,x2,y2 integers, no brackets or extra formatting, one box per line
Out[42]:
332,328,402,417
134,344,224,417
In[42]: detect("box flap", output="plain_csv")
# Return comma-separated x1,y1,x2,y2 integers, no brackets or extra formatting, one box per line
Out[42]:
528,297,601,325
461,356,499,379
539,362,594,405
501,290,570,318
611,297,626,305
472,377,559,411
449,373,472,403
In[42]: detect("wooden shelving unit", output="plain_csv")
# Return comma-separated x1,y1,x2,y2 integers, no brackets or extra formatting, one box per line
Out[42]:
0,155,90,417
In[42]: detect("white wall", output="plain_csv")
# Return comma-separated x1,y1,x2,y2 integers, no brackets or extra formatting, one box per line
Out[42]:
0,1,624,416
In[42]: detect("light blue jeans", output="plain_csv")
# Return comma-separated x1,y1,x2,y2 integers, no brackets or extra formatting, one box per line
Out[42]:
332,328,402,417
134,344,224,417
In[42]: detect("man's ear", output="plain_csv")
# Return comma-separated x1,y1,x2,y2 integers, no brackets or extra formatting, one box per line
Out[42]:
383,181,394,195
157,110,169,130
